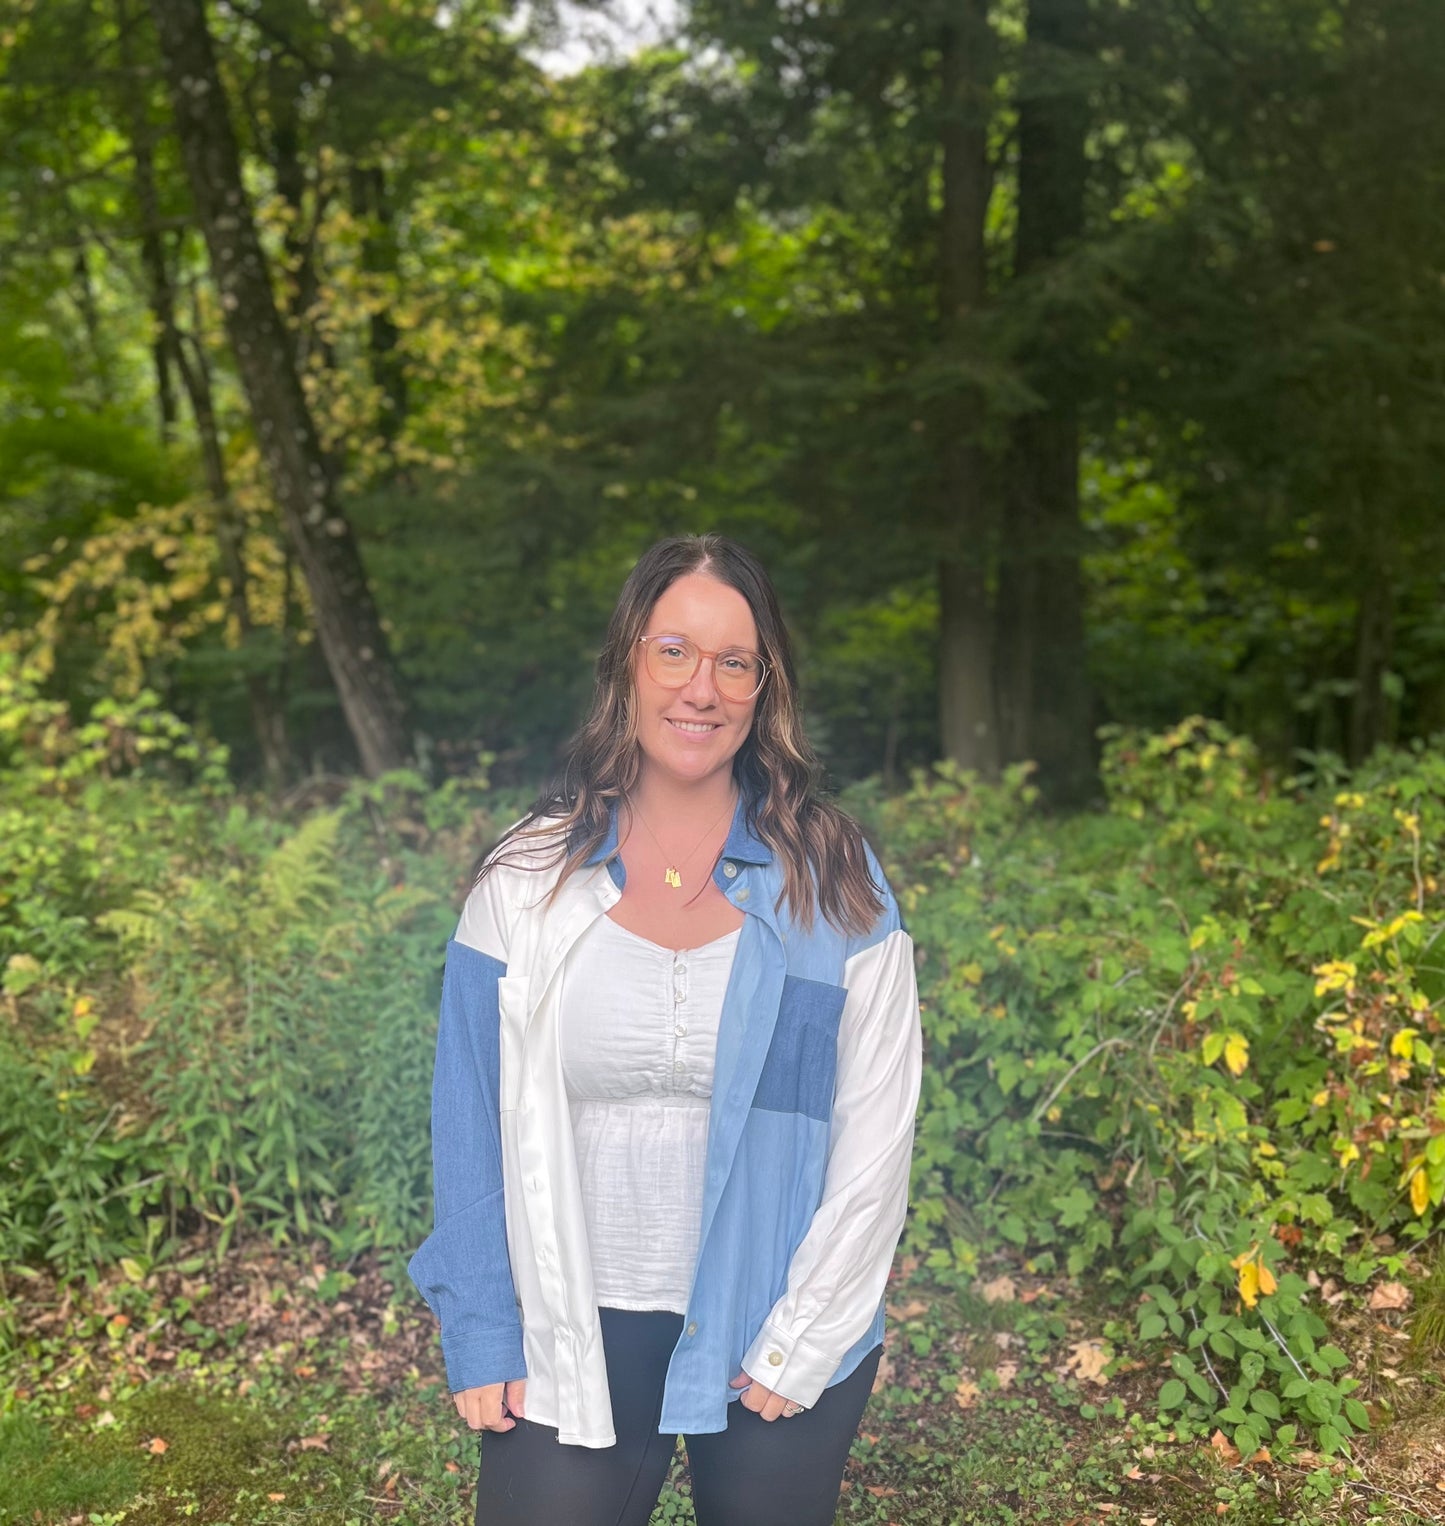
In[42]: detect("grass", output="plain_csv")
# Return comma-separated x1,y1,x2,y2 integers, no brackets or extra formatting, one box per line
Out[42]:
1,1238,1442,1526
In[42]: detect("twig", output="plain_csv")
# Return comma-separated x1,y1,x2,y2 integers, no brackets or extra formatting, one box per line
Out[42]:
1028,1037,1130,1125
1188,1308,1230,1403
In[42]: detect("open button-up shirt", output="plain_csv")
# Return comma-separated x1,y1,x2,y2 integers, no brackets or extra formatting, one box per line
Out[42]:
407,794,922,1448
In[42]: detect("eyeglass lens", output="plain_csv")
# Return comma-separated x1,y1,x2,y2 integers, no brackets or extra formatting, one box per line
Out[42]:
644,637,764,699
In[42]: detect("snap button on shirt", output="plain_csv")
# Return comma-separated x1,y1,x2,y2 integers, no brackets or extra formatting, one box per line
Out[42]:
722,861,738,878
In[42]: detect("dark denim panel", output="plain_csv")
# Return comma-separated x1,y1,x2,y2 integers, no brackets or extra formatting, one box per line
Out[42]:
751,974,847,1121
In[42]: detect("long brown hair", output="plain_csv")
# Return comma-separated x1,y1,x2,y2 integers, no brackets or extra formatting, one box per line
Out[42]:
479,534,883,935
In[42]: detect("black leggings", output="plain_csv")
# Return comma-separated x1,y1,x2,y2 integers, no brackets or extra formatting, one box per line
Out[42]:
475,1307,881,1526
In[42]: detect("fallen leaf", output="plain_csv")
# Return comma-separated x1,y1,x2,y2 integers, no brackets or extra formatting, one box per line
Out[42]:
298,1434,330,1452
954,1373,981,1410
1368,1282,1411,1311
870,1350,894,1394
1210,1430,1241,1467
95,1411,116,1428
886,1299,930,1319
979,1275,1017,1305
1066,1340,1110,1386
146,1437,168,1455
993,1360,1019,1390
267,1494,285,1503
865,1485,899,1498
295,1364,316,1377
444,1461,459,1474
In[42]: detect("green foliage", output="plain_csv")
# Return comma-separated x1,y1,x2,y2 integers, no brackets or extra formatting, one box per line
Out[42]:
846,717,1444,1459
4,714,1443,1464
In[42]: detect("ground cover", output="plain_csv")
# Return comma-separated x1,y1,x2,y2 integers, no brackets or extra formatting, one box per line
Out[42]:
2,1234,1441,1526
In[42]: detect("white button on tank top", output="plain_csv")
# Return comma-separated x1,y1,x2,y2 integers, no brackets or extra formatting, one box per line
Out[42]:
558,915,740,1313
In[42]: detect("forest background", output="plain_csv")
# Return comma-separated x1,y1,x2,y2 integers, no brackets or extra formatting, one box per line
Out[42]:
2,1,1445,1523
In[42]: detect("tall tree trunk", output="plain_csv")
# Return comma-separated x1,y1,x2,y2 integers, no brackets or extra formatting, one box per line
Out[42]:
996,0,1095,805
1348,510,1395,764
349,162,408,457
117,0,179,439
148,0,412,777
119,0,292,785
937,2,999,775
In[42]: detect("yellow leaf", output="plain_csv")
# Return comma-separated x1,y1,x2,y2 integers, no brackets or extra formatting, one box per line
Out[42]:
1391,1029,1418,1059
1223,1034,1249,1077
1411,1168,1429,1217
960,962,984,985
1311,1090,1329,1107
1256,1262,1277,1298
1235,1259,1261,1308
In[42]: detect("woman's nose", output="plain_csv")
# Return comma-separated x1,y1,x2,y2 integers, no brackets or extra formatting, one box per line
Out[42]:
680,655,721,705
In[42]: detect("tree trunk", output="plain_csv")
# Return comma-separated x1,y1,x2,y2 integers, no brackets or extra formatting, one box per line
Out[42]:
995,0,1095,805
120,0,292,786
147,0,412,777
349,162,409,456
936,2,999,776
1348,532,1395,765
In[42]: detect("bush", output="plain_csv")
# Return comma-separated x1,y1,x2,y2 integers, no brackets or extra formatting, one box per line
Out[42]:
846,717,1443,1458
4,702,1442,1460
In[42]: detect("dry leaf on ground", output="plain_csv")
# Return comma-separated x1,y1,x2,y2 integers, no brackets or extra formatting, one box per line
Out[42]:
886,1298,930,1319
1065,1339,1110,1386
979,1275,1017,1304
1210,1429,1241,1467
954,1372,981,1409
1368,1282,1411,1311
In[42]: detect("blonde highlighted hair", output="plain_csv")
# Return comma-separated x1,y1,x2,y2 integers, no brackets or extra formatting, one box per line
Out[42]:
479,534,883,936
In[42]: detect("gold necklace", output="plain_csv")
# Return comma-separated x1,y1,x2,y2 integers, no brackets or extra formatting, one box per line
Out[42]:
628,792,736,889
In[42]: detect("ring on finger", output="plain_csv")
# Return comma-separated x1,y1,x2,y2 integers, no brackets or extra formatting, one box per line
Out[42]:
782,1401,804,1417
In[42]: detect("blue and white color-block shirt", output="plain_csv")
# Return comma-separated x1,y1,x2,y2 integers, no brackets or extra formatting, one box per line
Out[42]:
407,794,923,1448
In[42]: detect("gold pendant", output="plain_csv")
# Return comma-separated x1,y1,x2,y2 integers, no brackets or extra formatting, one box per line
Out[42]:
664,867,682,889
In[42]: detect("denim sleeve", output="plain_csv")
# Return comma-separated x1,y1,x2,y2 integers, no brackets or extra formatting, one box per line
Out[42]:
406,938,526,1392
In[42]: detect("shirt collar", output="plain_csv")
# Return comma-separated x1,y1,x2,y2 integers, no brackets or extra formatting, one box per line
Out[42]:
582,788,773,868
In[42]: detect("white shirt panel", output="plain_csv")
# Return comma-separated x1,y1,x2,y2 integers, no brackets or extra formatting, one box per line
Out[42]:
558,915,739,1313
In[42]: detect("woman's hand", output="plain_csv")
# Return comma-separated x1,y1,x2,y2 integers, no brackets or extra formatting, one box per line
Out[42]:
729,1369,800,1422
453,1378,527,1432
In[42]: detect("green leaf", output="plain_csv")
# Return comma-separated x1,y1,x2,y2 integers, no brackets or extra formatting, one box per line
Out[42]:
1157,1379,1188,1411
1342,1398,1370,1431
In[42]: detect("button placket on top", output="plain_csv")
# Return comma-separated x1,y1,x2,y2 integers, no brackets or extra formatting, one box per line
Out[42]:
671,950,688,1083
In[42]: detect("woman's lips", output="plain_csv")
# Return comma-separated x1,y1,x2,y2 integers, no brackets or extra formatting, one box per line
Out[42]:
667,718,721,738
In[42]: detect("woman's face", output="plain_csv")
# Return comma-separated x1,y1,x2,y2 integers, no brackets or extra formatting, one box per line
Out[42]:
632,571,761,789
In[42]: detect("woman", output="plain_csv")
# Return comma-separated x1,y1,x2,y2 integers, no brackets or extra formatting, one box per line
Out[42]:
408,534,922,1525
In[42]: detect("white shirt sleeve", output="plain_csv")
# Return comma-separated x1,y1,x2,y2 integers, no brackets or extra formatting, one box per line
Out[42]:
741,922,922,1406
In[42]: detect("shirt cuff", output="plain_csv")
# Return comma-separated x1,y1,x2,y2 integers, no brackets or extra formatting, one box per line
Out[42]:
440,1322,527,1394
741,1320,839,1409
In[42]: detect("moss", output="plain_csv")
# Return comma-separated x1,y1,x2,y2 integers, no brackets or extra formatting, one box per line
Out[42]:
0,1409,143,1525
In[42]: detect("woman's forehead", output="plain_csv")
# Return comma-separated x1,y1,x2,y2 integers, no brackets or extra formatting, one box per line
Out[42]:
649,573,758,646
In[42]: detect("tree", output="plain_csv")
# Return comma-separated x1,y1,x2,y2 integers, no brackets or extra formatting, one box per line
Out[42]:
147,0,412,776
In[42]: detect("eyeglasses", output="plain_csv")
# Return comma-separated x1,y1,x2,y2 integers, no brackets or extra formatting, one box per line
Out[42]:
637,634,769,701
